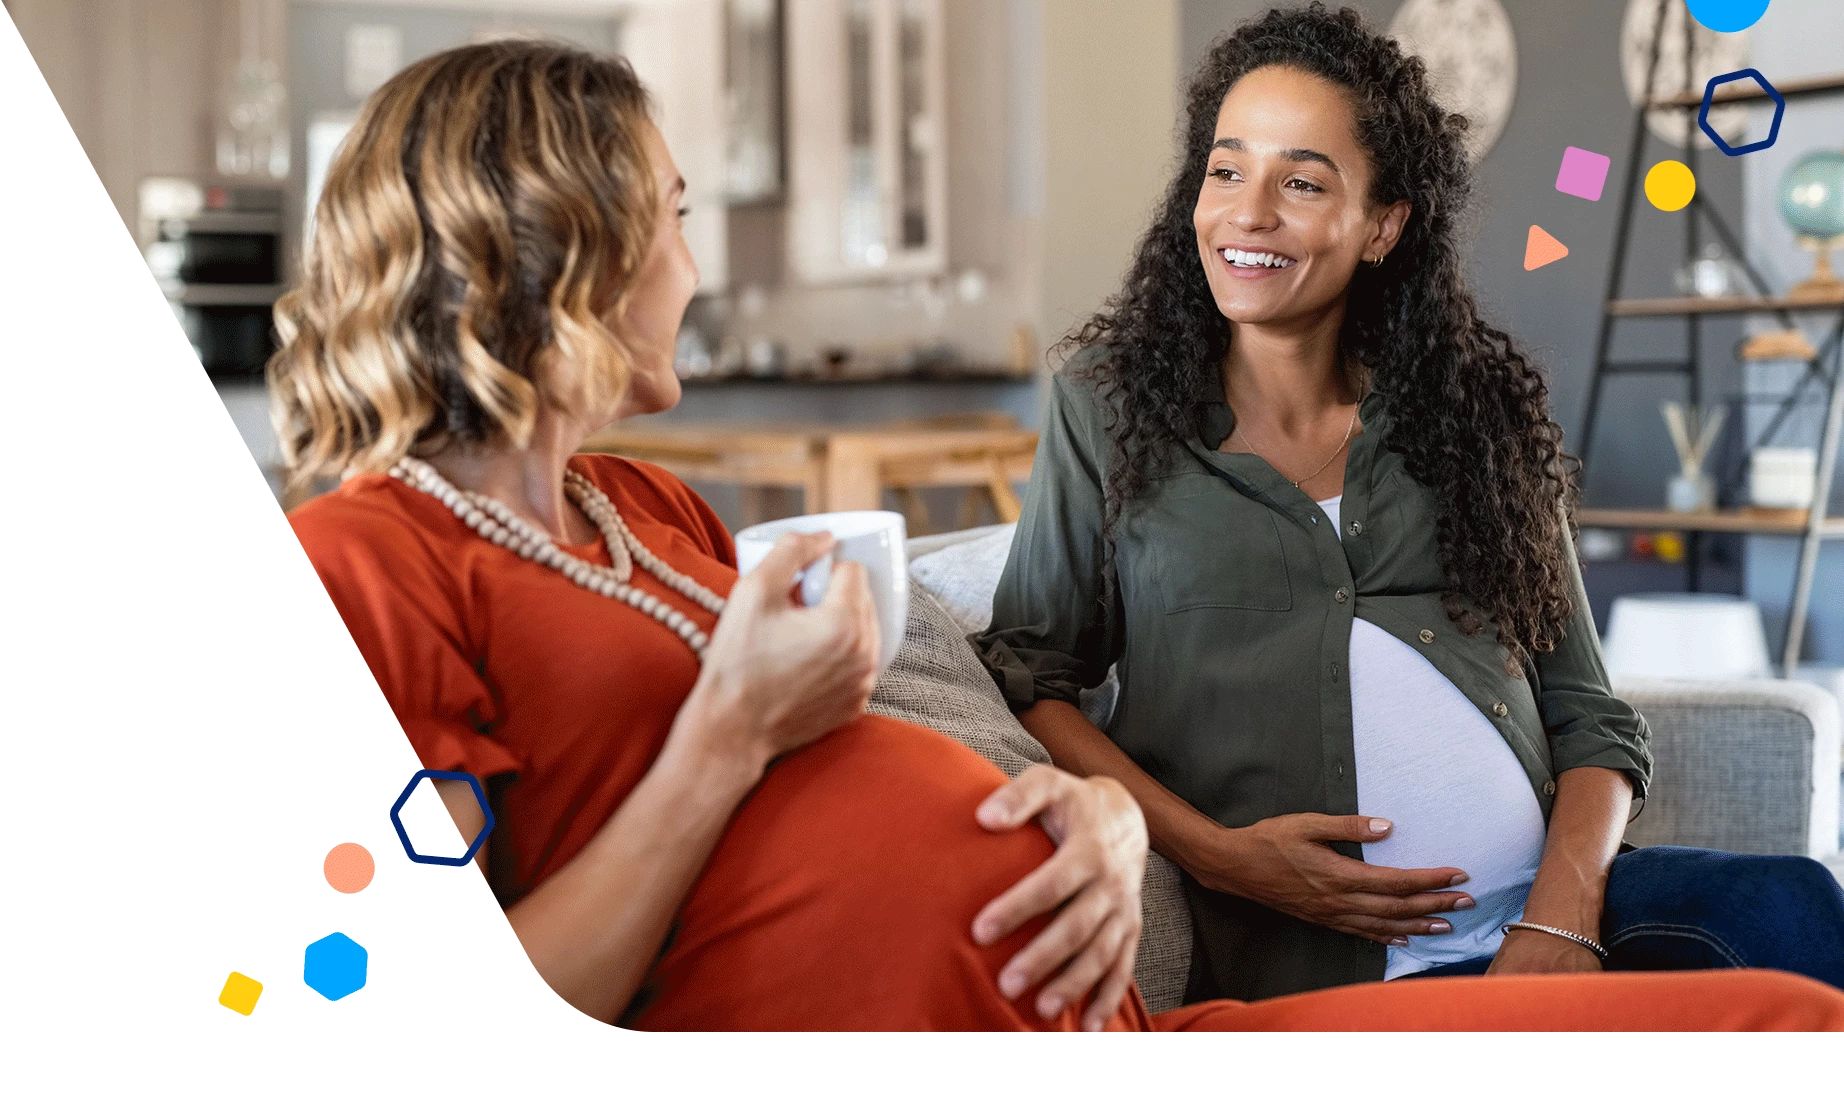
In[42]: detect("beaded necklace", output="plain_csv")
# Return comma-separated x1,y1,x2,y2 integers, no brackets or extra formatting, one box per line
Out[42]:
389,457,725,660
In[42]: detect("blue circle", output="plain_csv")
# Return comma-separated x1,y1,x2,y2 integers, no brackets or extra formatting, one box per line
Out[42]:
304,932,369,1001
1686,0,1770,33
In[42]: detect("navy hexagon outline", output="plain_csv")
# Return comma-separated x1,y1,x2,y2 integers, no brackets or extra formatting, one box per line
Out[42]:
1698,69,1784,157
389,769,496,866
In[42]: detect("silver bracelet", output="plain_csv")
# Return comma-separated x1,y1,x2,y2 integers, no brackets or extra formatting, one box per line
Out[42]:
1502,921,1610,962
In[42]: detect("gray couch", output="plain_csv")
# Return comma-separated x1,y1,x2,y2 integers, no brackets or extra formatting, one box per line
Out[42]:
871,523,1844,1012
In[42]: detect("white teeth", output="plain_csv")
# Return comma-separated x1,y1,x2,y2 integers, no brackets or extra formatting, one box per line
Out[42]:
1221,248,1295,269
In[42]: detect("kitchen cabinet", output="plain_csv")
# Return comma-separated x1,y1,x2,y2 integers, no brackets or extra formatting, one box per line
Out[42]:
785,0,947,284
622,0,729,295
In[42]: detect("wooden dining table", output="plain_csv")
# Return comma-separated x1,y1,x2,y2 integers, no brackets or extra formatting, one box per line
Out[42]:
578,417,1039,527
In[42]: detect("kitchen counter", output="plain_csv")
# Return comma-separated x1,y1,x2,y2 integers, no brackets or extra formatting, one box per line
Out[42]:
677,366,1034,387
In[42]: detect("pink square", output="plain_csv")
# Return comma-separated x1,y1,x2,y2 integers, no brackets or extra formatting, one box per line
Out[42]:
1555,146,1612,202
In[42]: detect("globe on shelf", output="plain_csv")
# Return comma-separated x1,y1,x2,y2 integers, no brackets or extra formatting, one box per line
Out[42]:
1778,149,1844,302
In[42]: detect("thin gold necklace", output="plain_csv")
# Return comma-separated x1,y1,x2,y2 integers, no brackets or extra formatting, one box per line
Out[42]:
1231,404,1359,489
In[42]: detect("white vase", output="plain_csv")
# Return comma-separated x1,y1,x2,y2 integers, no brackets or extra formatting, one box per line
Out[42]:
1750,447,1818,509
1665,471,1714,514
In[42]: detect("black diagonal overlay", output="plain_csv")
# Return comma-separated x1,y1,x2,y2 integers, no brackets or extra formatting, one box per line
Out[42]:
0,17,586,1032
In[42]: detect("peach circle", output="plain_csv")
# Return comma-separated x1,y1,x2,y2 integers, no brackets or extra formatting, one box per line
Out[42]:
323,842,375,894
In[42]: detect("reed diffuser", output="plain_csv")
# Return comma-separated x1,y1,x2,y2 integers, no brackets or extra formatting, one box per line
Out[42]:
1661,402,1726,514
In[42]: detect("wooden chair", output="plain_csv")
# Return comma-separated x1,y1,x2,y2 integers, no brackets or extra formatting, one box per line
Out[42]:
580,414,1035,534
851,412,1027,531
578,424,830,526
827,429,1039,535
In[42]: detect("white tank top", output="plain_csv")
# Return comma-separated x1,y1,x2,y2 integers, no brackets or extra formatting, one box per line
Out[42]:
1317,495,1546,977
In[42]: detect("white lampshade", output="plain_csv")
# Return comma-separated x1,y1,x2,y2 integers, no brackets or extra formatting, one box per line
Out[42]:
1602,593,1772,681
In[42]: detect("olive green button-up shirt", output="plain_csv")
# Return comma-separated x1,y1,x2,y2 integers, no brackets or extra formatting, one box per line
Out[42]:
974,361,1652,1003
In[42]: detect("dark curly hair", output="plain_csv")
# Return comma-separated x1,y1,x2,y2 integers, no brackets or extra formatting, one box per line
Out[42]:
1066,3,1579,667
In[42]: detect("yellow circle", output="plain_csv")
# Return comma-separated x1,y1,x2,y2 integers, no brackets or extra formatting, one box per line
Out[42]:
1645,160,1697,212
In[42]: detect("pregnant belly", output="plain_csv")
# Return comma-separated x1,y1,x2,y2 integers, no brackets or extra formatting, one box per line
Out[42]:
633,714,1126,1031
1348,620,1546,975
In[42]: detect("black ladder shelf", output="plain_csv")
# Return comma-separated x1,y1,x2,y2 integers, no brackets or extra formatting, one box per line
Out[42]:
1574,0,1844,672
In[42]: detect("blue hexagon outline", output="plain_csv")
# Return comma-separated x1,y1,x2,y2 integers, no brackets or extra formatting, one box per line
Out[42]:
389,768,496,866
1698,69,1784,157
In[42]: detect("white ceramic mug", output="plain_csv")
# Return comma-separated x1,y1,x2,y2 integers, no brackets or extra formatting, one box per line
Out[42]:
733,510,909,670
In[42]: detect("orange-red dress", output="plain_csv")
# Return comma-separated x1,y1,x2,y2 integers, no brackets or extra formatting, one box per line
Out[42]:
290,454,1844,1032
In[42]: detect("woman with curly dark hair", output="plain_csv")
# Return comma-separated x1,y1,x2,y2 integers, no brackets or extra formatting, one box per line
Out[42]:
978,3,1844,1004
278,29,1844,1034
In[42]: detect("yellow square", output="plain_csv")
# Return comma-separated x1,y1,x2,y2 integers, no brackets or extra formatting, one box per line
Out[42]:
219,972,263,1016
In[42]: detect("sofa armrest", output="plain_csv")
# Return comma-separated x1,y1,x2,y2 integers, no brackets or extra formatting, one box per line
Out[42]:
1615,677,1841,859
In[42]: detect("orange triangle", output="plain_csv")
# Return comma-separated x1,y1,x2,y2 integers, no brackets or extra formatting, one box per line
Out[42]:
1525,225,1569,271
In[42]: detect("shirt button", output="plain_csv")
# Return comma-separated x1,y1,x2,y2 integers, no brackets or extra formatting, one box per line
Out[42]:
1418,629,1435,644
1543,779,1557,796
1348,520,1364,537
1330,663,1341,679
1336,762,1346,778
1334,588,1350,603
1492,701,1509,718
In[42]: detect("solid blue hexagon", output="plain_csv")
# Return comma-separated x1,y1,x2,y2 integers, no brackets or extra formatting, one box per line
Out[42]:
304,932,368,1001
389,769,495,867
1699,69,1784,157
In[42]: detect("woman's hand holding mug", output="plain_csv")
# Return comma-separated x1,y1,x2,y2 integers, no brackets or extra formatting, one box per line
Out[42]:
734,510,909,670
673,531,881,776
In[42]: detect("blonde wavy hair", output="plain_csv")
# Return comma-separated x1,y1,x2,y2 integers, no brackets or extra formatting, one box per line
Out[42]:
270,40,658,495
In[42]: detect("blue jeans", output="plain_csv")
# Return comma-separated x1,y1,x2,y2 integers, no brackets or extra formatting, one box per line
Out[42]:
1400,846,1844,990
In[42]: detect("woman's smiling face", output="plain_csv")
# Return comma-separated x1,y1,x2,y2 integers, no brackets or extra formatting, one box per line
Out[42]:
1193,65,1409,328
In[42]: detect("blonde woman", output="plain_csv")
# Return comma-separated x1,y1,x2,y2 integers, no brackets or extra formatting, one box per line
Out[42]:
277,39,1844,1031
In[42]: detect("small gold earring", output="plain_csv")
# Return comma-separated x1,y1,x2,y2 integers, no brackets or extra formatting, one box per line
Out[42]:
1367,256,1385,268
